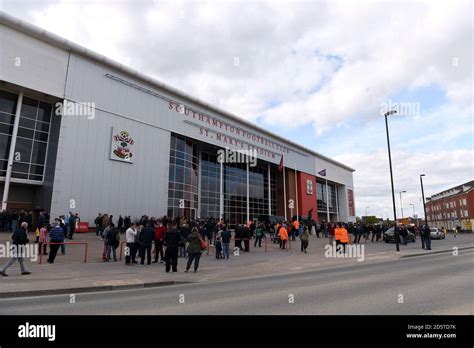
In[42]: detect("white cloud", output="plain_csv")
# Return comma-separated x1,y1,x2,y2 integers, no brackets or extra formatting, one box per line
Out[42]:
2,0,472,221
3,0,470,129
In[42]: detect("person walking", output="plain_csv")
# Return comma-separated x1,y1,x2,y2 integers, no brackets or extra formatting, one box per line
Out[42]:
335,223,349,253
139,221,155,266
58,217,67,255
178,223,189,258
321,221,328,238
94,213,103,236
374,224,382,242
423,224,432,250
292,220,300,242
279,224,288,250
10,210,19,233
153,220,166,263
101,214,109,239
328,223,336,245
118,215,124,234
101,222,111,261
47,220,65,264
420,224,426,249
125,222,138,265
105,223,120,262
243,224,250,252
254,224,265,248
124,216,131,232
354,223,363,243
215,236,223,259
399,226,408,246
221,225,231,260
185,227,203,272
38,223,49,255
0,222,31,276
205,218,216,246
301,226,310,253
234,224,243,250
67,212,76,239
164,222,180,272
35,212,45,241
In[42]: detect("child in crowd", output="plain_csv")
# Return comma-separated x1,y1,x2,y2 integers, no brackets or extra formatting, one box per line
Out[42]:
215,236,223,259
39,223,49,255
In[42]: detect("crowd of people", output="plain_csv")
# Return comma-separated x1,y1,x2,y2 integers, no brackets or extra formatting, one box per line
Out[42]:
0,210,37,233
0,207,454,276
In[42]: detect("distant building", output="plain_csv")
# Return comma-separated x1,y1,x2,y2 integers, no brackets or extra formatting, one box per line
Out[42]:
426,180,473,231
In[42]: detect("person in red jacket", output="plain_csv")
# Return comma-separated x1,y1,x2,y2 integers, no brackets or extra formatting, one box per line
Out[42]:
153,220,167,263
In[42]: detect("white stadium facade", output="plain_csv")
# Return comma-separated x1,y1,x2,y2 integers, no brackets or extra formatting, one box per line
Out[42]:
0,12,356,227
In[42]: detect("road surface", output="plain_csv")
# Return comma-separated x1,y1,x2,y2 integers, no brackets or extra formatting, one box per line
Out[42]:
1,249,472,315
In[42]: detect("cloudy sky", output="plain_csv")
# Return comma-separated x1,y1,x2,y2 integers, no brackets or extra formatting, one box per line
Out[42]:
3,0,473,219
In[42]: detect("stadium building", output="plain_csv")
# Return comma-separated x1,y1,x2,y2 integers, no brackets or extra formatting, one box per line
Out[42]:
0,12,356,226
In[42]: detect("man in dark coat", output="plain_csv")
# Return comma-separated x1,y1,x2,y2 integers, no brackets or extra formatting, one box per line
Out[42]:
205,218,216,246
164,222,181,272
0,222,31,276
124,216,131,231
423,224,432,250
178,223,190,258
139,221,155,265
243,225,250,252
68,212,76,239
118,215,124,234
235,224,243,250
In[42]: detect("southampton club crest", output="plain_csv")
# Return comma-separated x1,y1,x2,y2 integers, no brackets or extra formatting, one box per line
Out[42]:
110,128,135,163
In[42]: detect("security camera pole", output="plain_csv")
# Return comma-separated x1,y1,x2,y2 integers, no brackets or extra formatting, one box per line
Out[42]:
384,110,399,252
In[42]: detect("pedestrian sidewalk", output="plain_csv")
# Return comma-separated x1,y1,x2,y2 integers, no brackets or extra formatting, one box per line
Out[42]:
0,232,472,298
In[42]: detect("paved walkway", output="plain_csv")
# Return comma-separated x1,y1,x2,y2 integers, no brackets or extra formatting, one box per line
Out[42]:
0,231,472,298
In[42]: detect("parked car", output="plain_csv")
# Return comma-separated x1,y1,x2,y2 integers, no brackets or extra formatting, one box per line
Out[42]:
383,227,415,243
430,228,445,240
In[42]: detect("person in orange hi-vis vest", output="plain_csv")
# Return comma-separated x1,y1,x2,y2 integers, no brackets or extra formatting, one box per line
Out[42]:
293,220,300,241
335,222,349,253
279,225,288,250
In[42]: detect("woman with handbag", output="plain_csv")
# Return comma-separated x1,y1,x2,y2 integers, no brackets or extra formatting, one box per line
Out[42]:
185,227,205,273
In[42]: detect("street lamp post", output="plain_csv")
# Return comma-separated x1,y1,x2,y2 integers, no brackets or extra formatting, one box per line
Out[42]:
399,190,406,219
384,110,399,252
420,174,427,226
410,203,415,218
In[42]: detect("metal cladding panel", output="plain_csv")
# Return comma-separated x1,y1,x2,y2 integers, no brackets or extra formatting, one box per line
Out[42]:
63,55,321,175
51,54,354,223
50,107,171,224
0,25,68,98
